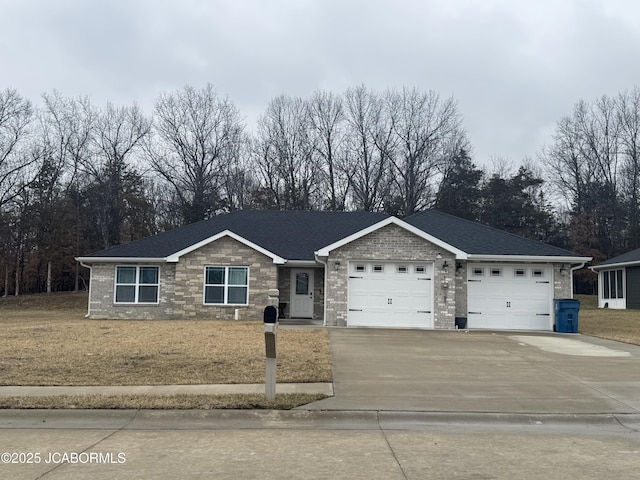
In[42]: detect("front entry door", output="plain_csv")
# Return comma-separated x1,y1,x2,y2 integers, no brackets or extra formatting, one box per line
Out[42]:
290,269,314,318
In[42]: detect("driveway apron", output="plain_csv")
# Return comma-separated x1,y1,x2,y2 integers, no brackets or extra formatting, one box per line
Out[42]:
304,328,640,414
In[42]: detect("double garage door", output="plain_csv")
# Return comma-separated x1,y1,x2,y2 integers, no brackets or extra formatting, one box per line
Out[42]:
348,261,433,328
467,264,553,330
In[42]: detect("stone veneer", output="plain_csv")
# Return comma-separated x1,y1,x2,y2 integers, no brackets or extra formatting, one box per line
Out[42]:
86,236,278,320
324,224,457,329
85,228,575,327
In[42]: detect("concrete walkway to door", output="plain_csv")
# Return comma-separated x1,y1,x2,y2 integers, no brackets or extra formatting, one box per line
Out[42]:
303,328,640,414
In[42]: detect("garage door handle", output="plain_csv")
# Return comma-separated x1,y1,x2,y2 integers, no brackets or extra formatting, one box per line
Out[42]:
536,313,550,316
349,309,363,312
349,276,364,279
468,312,482,314
417,277,432,280
468,279,481,282
417,310,431,313
536,281,550,284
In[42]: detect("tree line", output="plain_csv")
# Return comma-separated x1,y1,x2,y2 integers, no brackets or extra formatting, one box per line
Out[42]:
2,84,639,296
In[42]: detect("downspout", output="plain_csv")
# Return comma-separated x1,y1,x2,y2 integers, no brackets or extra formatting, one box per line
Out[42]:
79,261,92,318
314,254,329,326
570,262,588,299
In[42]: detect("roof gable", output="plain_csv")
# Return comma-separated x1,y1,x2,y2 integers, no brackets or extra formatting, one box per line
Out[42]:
315,217,467,258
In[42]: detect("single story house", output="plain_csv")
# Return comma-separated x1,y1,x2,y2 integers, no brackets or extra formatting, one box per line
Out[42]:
590,247,640,309
76,210,591,330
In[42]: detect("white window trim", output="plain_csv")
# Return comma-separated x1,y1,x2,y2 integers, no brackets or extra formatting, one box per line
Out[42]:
203,266,250,306
602,269,625,300
113,265,160,305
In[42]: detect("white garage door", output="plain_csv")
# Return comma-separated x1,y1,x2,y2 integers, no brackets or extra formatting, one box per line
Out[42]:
467,264,552,330
348,262,433,328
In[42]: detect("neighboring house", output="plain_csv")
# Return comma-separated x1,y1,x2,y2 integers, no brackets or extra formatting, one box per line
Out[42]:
590,248,640,309
76,209,591,331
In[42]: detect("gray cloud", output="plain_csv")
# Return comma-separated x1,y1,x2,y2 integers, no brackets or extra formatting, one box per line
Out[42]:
2,0,640,165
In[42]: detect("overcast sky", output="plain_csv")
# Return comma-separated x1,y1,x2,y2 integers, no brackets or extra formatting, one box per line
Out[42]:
2,0,640,166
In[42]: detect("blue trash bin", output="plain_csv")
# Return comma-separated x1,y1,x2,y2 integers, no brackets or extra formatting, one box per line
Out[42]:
554,299,580,333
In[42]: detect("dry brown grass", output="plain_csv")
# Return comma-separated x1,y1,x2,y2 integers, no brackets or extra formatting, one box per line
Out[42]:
0,393,328,410
0,292,332,386
576,294,640,346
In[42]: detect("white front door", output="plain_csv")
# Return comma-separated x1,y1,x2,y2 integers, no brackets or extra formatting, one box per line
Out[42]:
290,269,314,318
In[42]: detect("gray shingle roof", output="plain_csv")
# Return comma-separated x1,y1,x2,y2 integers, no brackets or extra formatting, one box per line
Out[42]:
84,210,389,261
83,209,587,262
592,247,640,269
404,210,581,257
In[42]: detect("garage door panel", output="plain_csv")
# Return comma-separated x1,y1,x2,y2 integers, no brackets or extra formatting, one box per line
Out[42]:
348,262,433,328
467,264,552,331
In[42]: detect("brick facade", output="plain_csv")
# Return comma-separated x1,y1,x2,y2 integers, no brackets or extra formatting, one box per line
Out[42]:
87,236,278,320
324,224,457,329
86,226,575,328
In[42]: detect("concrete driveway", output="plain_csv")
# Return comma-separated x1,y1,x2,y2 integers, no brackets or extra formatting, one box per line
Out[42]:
305,329,640,413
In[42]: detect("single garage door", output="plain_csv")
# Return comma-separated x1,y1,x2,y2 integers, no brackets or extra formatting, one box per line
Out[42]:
348,261,433,328
467,264,552,330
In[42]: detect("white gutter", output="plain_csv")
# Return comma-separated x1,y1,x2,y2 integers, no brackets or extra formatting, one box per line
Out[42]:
590,260,640,271
466,254,592,263
75,257,167,263
79,261,92,318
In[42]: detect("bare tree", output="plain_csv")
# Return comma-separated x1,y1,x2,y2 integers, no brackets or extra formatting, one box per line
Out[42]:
149,84,246,224
39,92,95,290
254,94,321,210
383,87,467,216
343,85,393,211
0,88,36,209
308,90,349,210
87,102,152,248
618,87,640,248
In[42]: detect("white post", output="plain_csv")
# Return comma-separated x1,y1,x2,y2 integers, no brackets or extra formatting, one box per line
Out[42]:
264,289,279,401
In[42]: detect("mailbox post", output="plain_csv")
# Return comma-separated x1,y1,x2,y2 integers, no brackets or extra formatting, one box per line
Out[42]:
263,289,279,401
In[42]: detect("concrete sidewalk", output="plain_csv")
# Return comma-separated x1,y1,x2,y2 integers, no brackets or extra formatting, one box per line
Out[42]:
0,383,333,397
1,410,640,480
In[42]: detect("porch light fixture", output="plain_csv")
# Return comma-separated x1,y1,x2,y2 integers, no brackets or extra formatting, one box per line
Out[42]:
560,264,567,276
456,262,463,273
442,260,449,272
334,260,341,270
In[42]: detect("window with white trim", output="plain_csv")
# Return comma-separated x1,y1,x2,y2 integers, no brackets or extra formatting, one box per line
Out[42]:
514,268,526,277
204,266,249,305
115,266,159,304
603,269,624,299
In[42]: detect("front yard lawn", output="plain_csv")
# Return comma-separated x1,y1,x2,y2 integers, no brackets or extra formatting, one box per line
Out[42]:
577,294,640,345
0,292,332,409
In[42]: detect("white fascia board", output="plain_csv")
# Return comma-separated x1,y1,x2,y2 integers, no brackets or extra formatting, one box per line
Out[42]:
75,257,167,264
315,217,467,259
590,260,640,271
165,230,286,264
285,260,321,267
466,254,593,263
